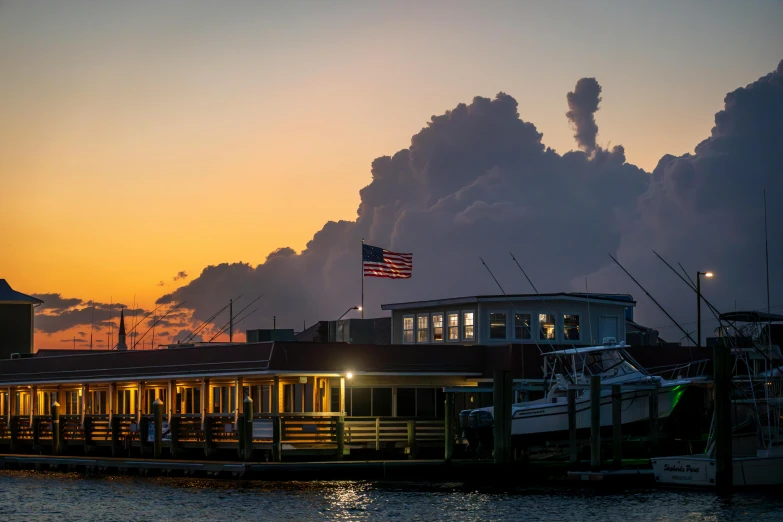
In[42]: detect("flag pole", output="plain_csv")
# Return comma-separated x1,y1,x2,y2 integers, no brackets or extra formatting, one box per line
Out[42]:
361,238,365,319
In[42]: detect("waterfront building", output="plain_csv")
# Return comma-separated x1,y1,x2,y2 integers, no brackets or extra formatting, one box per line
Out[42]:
0,280,42,359
382,293,634,346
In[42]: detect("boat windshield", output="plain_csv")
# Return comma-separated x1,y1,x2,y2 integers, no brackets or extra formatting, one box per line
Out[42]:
580,349,639,377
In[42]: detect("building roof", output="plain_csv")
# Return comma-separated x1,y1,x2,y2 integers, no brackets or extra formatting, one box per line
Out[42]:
0,280,43,305
0,341,526,385
719,311,783,323
381,292,635,311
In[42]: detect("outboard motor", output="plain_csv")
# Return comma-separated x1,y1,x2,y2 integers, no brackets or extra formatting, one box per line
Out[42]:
459,409,477,454
468,409,494,458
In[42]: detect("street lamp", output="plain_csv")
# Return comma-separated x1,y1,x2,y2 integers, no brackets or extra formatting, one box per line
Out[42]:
696,271,713,346
338,306,362,321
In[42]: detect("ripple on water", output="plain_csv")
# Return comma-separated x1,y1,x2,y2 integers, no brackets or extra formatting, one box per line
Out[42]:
0,471,781,522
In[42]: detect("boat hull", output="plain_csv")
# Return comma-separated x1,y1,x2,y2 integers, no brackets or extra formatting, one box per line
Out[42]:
652,454,783,487
510,383,687,436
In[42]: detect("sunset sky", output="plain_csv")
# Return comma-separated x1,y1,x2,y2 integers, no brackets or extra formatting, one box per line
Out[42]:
1,1,782,348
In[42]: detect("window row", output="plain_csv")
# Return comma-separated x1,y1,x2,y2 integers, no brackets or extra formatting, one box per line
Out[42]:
402,311,474,343
329,387,445,418
488,312,581,341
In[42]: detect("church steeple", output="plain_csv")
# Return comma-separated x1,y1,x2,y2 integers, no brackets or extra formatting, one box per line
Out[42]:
117,308,128,350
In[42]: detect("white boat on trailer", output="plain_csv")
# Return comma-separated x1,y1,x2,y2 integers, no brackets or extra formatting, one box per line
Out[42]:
469,339,693,439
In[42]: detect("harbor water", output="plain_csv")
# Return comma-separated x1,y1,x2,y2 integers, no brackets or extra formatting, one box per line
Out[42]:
1,471,782,521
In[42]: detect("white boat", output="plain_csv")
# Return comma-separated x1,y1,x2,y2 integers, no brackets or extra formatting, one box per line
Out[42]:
470,340,692,439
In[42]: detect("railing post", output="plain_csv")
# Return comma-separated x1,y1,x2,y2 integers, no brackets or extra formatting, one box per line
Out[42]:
153,398,163,459
272,415,282,462
444,391,455,462
568,388,578,465
243,395,253,462
204,416,214,458
375,417,380,451
590,375,601,472
169,416,180,458
335,416,345,460
407,420,417,459
9,416,18,453
111,415,121,457
612,384,622,469
51,401,60,456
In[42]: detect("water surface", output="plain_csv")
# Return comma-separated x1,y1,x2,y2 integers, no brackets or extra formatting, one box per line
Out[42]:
0,471,781,521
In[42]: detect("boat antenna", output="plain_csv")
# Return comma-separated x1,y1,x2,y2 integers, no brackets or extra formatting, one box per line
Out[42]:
181,294,243,344
209,294,264,342
132,301,186,350
509,252,559,354
90,300,95,351
209,307,260,342
608,253,697,346
764,189,771,321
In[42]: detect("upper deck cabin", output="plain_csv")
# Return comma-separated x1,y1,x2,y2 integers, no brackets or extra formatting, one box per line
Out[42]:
381,293,635,347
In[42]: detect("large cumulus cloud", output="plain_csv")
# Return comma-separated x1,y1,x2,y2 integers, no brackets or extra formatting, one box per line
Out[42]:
160,87,650,331
583,60,783,342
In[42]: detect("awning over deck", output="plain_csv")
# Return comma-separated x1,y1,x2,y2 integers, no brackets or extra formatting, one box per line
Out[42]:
0,341,524,385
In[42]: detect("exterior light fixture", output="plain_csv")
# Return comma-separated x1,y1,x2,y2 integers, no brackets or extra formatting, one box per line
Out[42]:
338,306,361,321
696,271,715,347
346,372,353,379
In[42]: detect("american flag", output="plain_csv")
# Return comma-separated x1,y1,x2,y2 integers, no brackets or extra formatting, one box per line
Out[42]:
362,243,413,279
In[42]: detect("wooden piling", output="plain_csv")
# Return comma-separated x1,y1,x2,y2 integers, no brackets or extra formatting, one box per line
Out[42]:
153,398,163,459
493,370,512,466
83,415,93,455
272,415,282,462
139,416,149,457
590,375,601,472
444,391,455,462
9,416,18,453
407,420,417,459
568,388,577,465
110,415,121,457
713,342,733,491
648,386,659,456
32,416,40,450
51,401,60,456
243,395,253,462
204,417,214,458
336,416,345,460
612,384,622,469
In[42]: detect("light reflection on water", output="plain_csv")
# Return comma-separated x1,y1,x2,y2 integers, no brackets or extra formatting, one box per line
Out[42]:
0,470,781,521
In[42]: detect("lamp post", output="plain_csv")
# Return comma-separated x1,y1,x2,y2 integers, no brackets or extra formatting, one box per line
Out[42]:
696,271,713,346
338,306,362,321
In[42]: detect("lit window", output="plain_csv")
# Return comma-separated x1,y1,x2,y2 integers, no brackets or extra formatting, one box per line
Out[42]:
432,313,444,341
447,313,459,341
490,312,507,340
463,311,475,340
564,314,580,341
515,313,532,340
417,315,429,343
403,316,414,344
539,313,556,340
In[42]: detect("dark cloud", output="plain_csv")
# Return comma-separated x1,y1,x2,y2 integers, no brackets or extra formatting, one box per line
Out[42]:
157,281,166,287
566,77,602,154
31,293,82,311
59,338,87,344
159,83,650,331
583,60,783,341
35,301,147,334
173,271,188,281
